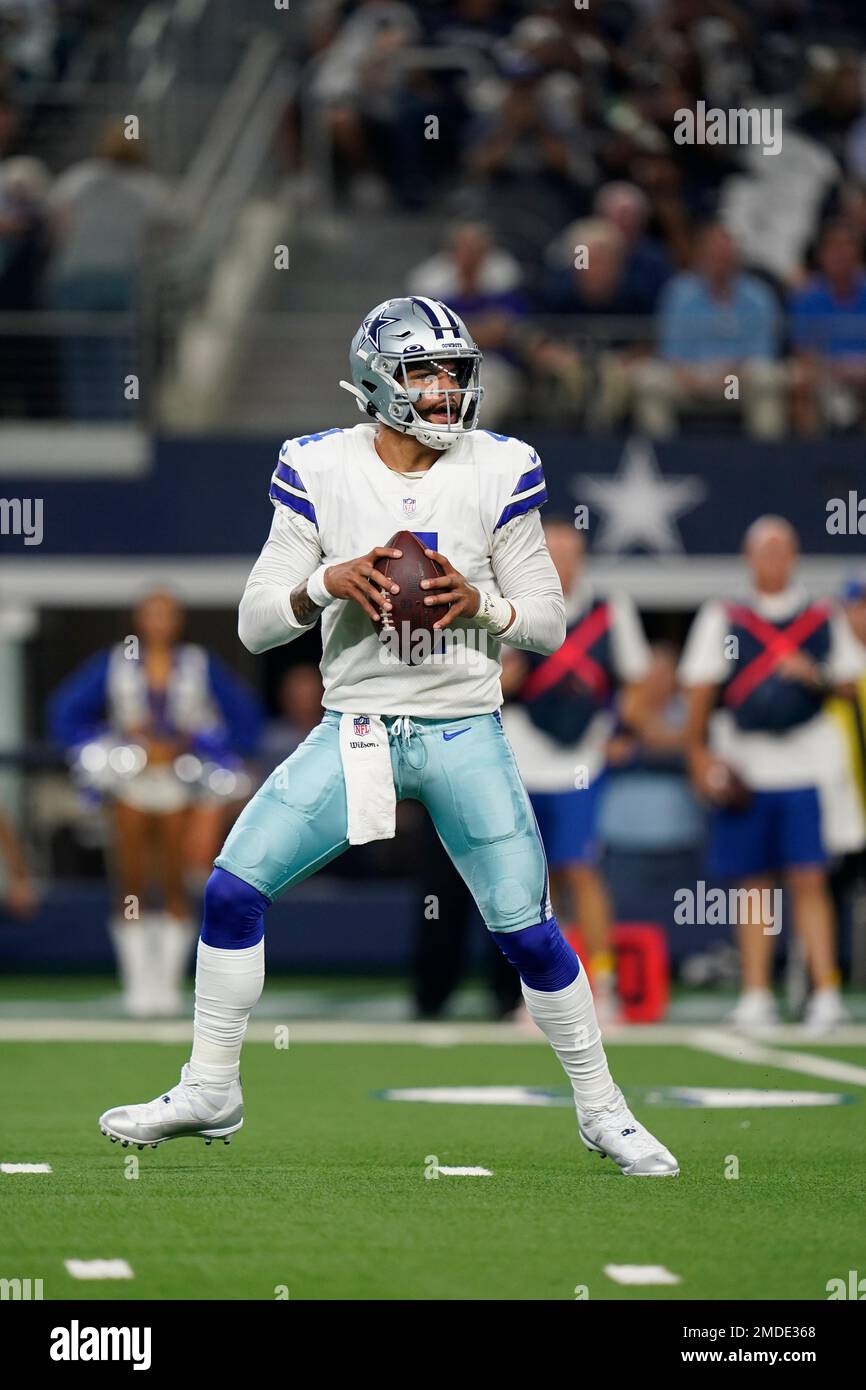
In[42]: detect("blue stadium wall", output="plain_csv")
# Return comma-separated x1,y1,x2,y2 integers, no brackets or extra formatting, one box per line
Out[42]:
0,431,864,557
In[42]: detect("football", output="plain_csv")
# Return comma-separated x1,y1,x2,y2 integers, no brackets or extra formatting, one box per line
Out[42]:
373,530,450,661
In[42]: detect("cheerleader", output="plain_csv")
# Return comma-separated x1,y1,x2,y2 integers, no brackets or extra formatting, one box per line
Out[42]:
49,591,262,1016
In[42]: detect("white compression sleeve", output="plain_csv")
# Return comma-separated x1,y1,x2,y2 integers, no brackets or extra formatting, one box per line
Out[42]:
189,939,265,1084
521,967,619,1117
488,510,566,655
238,507,324,654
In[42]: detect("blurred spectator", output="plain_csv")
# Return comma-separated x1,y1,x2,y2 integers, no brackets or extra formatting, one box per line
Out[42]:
428,0,511,58
600,642,704,856
0,155,54,416
407,217,522,301
680,516,865,1031
827,572,866,984
798,54,864,170
790,221,866,434
45,119,176,420
406,220,527,422
0,807,37,918
0,0,58,82
543,218,644,317
308,0,421,209
629,1,755,109
593,181,673,309
259,663,324,771
634,223,785,437
828,575,866,822
626,151,694,270
533,217,650,429
467,66,587,261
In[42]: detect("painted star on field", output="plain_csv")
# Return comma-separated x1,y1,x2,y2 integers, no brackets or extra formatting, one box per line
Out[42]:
575,437,707,553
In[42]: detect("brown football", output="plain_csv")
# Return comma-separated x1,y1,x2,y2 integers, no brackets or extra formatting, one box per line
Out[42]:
373,530,450,662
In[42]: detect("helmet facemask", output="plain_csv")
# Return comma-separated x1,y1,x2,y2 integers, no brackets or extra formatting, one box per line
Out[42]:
379,352,483,450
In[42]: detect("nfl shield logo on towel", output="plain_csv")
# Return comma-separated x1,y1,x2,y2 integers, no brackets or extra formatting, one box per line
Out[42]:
353,716,370,737
403,497,416,515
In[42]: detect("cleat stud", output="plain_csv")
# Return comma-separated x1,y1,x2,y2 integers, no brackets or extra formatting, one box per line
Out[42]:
204,1139,211,1146
223,1138,230,1145
137,1144,144,1150
151,1143,158,1150
110,1137,117,1143
121,1140,128,1147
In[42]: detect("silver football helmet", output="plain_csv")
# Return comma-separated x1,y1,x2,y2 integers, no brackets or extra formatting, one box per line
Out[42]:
339,296,484,450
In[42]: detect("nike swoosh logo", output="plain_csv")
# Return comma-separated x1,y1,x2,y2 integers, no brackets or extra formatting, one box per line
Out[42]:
443,729,471,741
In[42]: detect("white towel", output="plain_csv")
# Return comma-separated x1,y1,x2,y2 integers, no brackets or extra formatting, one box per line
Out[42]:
338,713,397,845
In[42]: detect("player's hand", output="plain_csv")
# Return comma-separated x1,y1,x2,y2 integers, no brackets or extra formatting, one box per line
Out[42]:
420,549,480,631
689,746,750,807
606,733,637,766
324,547,402,623
776,651,822,687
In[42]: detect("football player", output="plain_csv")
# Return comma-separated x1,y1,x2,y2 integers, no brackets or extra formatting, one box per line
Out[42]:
99,297,678,1176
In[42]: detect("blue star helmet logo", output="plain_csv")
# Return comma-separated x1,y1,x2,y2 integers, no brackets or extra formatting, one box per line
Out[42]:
363,308,402,352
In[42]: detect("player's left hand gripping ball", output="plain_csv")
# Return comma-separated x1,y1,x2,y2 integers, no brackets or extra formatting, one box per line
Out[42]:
420,547,480,631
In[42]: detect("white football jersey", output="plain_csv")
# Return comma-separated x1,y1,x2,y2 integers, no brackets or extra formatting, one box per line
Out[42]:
255,422,563,718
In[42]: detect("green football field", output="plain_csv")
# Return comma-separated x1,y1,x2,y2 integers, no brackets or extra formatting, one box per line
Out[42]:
2,1022,865,1301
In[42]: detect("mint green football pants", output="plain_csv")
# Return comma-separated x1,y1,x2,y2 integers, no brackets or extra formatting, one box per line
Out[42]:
216,710,551,933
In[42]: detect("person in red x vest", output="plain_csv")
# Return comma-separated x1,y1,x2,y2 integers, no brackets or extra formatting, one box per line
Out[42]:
680,516,866,1032
502,518,650,1025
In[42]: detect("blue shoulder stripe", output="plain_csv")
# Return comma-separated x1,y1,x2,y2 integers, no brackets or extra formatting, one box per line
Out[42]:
495,486,549,530
269,480,318,527
512,462,545,496
274,460,307,494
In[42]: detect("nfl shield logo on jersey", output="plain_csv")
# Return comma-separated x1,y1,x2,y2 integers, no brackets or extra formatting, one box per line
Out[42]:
403,497,416,515
353,716,370,737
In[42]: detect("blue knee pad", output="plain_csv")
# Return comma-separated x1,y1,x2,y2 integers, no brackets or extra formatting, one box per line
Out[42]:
491,917,579,991
201,867,269,949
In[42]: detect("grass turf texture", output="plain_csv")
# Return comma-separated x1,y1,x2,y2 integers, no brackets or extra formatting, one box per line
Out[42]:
1,1040,863,1301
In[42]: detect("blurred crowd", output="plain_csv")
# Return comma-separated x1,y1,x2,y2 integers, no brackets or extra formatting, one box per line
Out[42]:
0,117,175,418
286,0,866,436
3,1,866,430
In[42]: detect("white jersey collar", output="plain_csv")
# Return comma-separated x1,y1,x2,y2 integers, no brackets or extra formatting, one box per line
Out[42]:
750,584,810,620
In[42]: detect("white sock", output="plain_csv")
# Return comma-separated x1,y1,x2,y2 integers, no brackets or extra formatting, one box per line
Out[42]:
157,915,196,1010
521,964,619,1118
189,938,265,1084
109,916,159,1017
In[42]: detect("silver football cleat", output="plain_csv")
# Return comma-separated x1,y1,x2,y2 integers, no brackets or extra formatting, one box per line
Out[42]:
99,1063,243,1148
578,1087,680,1177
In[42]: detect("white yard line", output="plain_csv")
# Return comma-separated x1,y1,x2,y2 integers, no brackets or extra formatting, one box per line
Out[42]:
0,1017,865,1048
1,1162,52,1173
64,1260,134,1280
435,1166,492,1176
605,1265,681,1286
685,1028,866,1087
